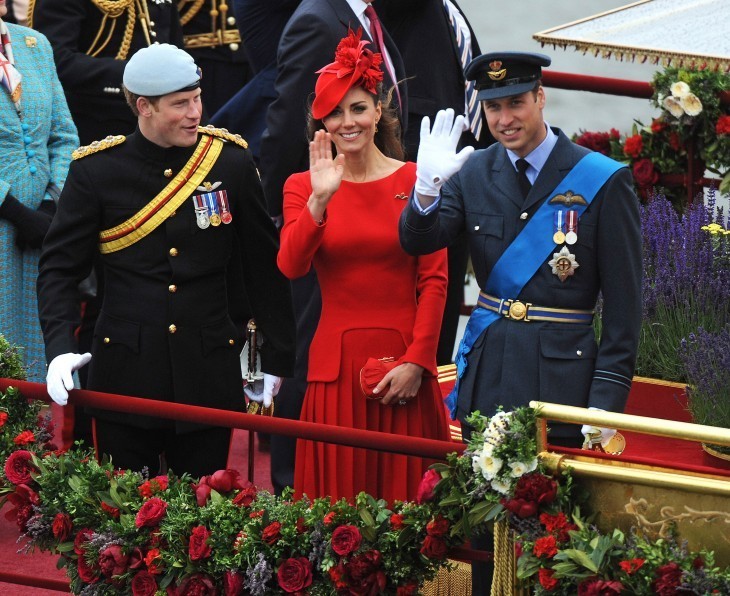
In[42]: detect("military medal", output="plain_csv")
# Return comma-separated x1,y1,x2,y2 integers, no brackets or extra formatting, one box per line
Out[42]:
548,246,579,282
206,193,222,226
193,195,210,229
565,210,578,245
553,209,566,245
217,190,233,224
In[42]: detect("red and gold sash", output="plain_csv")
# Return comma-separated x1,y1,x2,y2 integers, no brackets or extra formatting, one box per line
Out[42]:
98,134,223,254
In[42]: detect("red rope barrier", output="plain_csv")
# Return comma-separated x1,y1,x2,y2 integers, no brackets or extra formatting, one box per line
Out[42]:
0,571,69,592
0,379,465,460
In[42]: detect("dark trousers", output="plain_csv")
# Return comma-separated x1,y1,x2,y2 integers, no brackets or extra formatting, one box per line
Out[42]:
93,418,231,478
436,233,469,365
270,268,321,495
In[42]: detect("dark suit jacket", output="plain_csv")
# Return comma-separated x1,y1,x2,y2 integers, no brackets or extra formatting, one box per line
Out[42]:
400,130,642,436
32,0,185,144
38,129,296,432
258,0,408,217
375,0,490,160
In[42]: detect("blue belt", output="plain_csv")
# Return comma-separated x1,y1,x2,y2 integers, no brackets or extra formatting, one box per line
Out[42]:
477,291,594,324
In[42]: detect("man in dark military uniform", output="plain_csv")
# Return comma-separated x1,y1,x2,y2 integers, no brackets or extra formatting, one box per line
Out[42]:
398,52,642,590
37,44,295,478
178,0,251,115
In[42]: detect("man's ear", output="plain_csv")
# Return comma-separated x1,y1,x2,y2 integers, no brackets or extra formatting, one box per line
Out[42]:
137,96,153,118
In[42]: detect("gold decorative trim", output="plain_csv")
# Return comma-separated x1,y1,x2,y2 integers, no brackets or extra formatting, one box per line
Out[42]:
703,443,730,462
184,29,241,50
72,135,126,160
198,125,248,149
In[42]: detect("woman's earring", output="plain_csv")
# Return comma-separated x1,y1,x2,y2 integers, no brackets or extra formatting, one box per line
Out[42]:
375,121,379,133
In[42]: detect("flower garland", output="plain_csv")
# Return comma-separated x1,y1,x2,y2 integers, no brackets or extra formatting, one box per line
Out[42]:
1,338,730,594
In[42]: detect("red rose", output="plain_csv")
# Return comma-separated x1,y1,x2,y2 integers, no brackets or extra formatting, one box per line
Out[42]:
132,570,158,596
623,134,643,158
4,450,35,485
538,568,559,591
618,558,644,575
632,158,659,187
277,557,313,593
426,515,449,537
420,535,448,560
534,535,558,558
52,512,73,541
716,115,730,135
503,473,557,518
223,570,245,596
345,550,386,595
578,579,624,595
416,468,441,503
651,118,667,133
176,573,217,596
262,521,282,545
4,484,39,531
145,548,163,575
397,582,419,596
139,476,169,498
296,516,306,534
539,512,577,543
323,512,336,525
189,525,213,561
390,514,405,530
501,497,537,518
77,553,100,584
135,497,168,528
129,547,145,570
652,562,683,595
13,430,35,445
328,564,347,590
574,131,612,156
193,482,213,507
232,483,257,507
101,501,121,518
206,469,245,493
99,544,130,578
0,412,7,427
331,524,362,556
74,528,94,555
669,132,682,151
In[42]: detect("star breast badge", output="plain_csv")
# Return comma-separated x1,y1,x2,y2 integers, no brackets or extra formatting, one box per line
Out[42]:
548,246,579,282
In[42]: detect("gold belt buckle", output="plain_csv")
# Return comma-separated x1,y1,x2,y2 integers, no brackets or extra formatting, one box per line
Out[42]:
505,299,530,321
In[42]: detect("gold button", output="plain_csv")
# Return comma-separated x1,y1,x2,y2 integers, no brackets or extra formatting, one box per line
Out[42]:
168,284,177,293
520,212,528,220
103,337,110,344
169,248,178,257
168,324,177,334
228,339,235,345
164,168,173,177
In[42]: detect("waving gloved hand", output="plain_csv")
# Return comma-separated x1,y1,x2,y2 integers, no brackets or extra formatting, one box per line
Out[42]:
243,373,282,409
46,352,92,406
580,407,618,448
415,108,475,198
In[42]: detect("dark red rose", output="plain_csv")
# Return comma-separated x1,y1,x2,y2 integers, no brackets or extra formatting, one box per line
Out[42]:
193,482,213,507
416,469,441,503
716,115,730,135
296,516,306,534
623,134,643,158
502,497,537,518
99,544,130,578
633,158,659,187
426,516,449,537
262,521,282,545
574,131,612,156
420,535,448,560
397,582,419,596
77,553,100,584
331,524,362,556
176,573,217,596
132,570,158,596
538,568,559,591
223,570,244,596
534,535,558,558
345,550,386,596
13,430,35,445
232,482,257,507
74,528,94,555
328,564,347,591
618,558,644,575
652,562,683,595
503,473,558,518
4,450,35,485
206,469,245,493
129,547,146,570
693,555,705,569
52,512,73,541
135,497,168,528
4,484,40,531
578,578,624,595
189,525,213,561
390,514,405,530
277,557,313,593
669,132,682,151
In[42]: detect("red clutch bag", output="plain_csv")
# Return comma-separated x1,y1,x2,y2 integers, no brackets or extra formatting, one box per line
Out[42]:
359,357,398,399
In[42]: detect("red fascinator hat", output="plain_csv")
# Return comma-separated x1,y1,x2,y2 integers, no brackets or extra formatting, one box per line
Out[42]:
311,28,384,120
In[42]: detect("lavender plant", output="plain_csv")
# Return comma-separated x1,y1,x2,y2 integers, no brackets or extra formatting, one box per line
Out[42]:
636,189,730,381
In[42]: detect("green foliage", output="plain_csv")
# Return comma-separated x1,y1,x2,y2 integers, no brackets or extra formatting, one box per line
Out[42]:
0,334,27,381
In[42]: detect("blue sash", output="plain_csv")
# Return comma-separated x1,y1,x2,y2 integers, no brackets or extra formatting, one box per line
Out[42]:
446,152,624,417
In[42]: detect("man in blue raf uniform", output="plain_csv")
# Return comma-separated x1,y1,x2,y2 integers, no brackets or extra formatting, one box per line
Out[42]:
37,44,295,479
398,52,642,589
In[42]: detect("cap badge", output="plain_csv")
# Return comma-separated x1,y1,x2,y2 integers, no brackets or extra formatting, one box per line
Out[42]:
488,60,506,81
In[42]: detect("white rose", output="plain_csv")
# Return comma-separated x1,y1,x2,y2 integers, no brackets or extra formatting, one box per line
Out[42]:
525,458,538,473
488,411,510,434
473,449,503,480
670,81,691,98
490,477,511,495
508,460,530,478
680,93,703,116
663,96,685,118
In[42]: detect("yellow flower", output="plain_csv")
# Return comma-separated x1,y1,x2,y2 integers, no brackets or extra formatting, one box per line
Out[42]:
680,92,703,116
670,81,691,98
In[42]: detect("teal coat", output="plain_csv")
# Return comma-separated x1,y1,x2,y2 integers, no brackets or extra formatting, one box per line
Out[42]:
0,23,78,381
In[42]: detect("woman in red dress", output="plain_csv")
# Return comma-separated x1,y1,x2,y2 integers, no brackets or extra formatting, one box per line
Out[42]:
277,30,450,503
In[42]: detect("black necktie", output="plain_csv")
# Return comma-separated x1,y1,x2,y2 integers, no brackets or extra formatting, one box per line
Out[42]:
516,158,532,199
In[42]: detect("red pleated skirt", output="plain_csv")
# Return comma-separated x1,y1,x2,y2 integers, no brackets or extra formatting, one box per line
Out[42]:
294,328,450,503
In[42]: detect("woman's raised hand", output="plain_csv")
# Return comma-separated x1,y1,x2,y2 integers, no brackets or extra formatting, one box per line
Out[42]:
308,130,345,222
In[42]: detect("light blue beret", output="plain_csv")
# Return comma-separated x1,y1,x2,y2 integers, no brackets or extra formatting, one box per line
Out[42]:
123,43,201,96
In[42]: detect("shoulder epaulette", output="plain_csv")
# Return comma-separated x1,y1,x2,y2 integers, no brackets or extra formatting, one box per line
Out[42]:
72,135,126,160
198,125,249,149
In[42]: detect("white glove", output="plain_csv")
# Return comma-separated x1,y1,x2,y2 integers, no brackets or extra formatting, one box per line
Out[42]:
415,109,475,197
46,352,92,406
581,407,617,448
243,373,282,408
